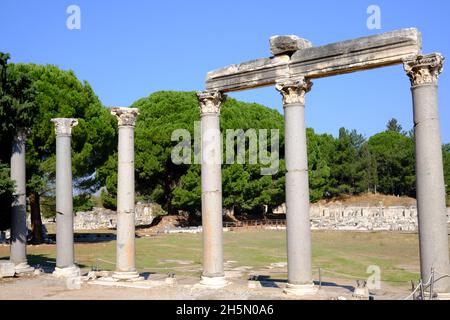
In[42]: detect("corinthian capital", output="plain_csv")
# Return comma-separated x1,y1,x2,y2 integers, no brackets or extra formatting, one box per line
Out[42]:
51,118,78,137
403,53,444,86
275,77,313,105
111,107,139,127
196,91,226,115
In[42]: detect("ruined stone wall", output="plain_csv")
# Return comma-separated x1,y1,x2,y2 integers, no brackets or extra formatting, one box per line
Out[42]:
274,204,450,231
72,203,157,230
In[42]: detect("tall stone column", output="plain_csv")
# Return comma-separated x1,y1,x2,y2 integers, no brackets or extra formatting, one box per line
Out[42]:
276,78,316,295
404,53,450,294
10,129,34,274
51,118,80,278
111,107,141,281
196,91,227,288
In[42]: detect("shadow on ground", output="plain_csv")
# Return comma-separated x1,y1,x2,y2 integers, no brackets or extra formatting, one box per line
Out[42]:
27,254,88,273
249,275,354,291
46,232,117,243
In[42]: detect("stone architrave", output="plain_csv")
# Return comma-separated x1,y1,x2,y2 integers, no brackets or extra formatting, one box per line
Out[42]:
111,107,141,281
51,118,80,278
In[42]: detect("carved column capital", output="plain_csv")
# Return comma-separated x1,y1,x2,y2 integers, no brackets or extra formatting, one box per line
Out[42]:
403,53,444,87
111,107,139,127
196,91,226,115
51,118,78,137
275,77,313,106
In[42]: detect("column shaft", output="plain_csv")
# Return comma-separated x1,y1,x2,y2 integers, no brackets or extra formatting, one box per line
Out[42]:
405,53,450,293
111,107,139,281
55,134,75,268
276,78,315,294
10,131,29,267
116,125,136,273
196,91,227,287
284,104,312,285
51,118,79,275
201,113,224,278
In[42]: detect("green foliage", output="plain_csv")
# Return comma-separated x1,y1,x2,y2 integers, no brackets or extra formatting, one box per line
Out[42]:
0,53,36,145
307,129,333,201
367,131,415,196
73,194,95,213
443,144,450,206
99,91,287,215
40,196,56,219
327,128,366,196
386,118,403,134
14,63,117,196
0,161,14,230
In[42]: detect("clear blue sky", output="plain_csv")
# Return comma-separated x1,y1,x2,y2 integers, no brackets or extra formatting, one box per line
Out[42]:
1,0,449,142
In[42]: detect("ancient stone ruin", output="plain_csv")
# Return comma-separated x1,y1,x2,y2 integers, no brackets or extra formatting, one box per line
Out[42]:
197,28,450,296
1,28,449,298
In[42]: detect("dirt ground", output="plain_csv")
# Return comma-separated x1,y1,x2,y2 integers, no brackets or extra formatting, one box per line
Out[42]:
0,265,411,300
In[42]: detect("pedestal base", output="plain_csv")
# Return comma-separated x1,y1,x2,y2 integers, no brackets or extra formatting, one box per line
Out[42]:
53,265,81,278
198,276,228,289
112,270,142,281
14,262,34,275
283,283,318,296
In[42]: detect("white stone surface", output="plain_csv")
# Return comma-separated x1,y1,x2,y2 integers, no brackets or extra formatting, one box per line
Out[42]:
198,276,229,289
53,265,81,279
283,283,318,296
0,260,15,278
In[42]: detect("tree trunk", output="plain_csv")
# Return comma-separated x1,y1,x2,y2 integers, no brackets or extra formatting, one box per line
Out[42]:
29,191,44,244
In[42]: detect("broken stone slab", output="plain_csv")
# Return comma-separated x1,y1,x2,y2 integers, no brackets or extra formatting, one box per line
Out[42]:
269,35,312,56
0,260,15,278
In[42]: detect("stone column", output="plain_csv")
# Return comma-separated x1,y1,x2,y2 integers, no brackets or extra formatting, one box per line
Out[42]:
111,107,141,281
10,129,34,274
196,91,227,288
404,53,450,294
51,118,80,278
276,78,316,295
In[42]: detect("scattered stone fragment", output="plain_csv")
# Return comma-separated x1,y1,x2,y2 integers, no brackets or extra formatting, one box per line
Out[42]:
0,261,15,278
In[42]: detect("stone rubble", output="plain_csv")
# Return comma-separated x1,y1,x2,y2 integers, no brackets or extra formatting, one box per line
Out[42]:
273,204,450,232
71,203,157,230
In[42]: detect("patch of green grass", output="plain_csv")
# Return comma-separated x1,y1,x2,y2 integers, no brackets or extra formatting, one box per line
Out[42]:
0,230,441,288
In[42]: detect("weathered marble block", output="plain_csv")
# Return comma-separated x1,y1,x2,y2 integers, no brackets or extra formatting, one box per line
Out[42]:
0,260,15,278
269,35,312,55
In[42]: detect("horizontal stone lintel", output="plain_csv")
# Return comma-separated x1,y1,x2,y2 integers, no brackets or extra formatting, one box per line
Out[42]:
206,55,290,92
205,28,422,92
